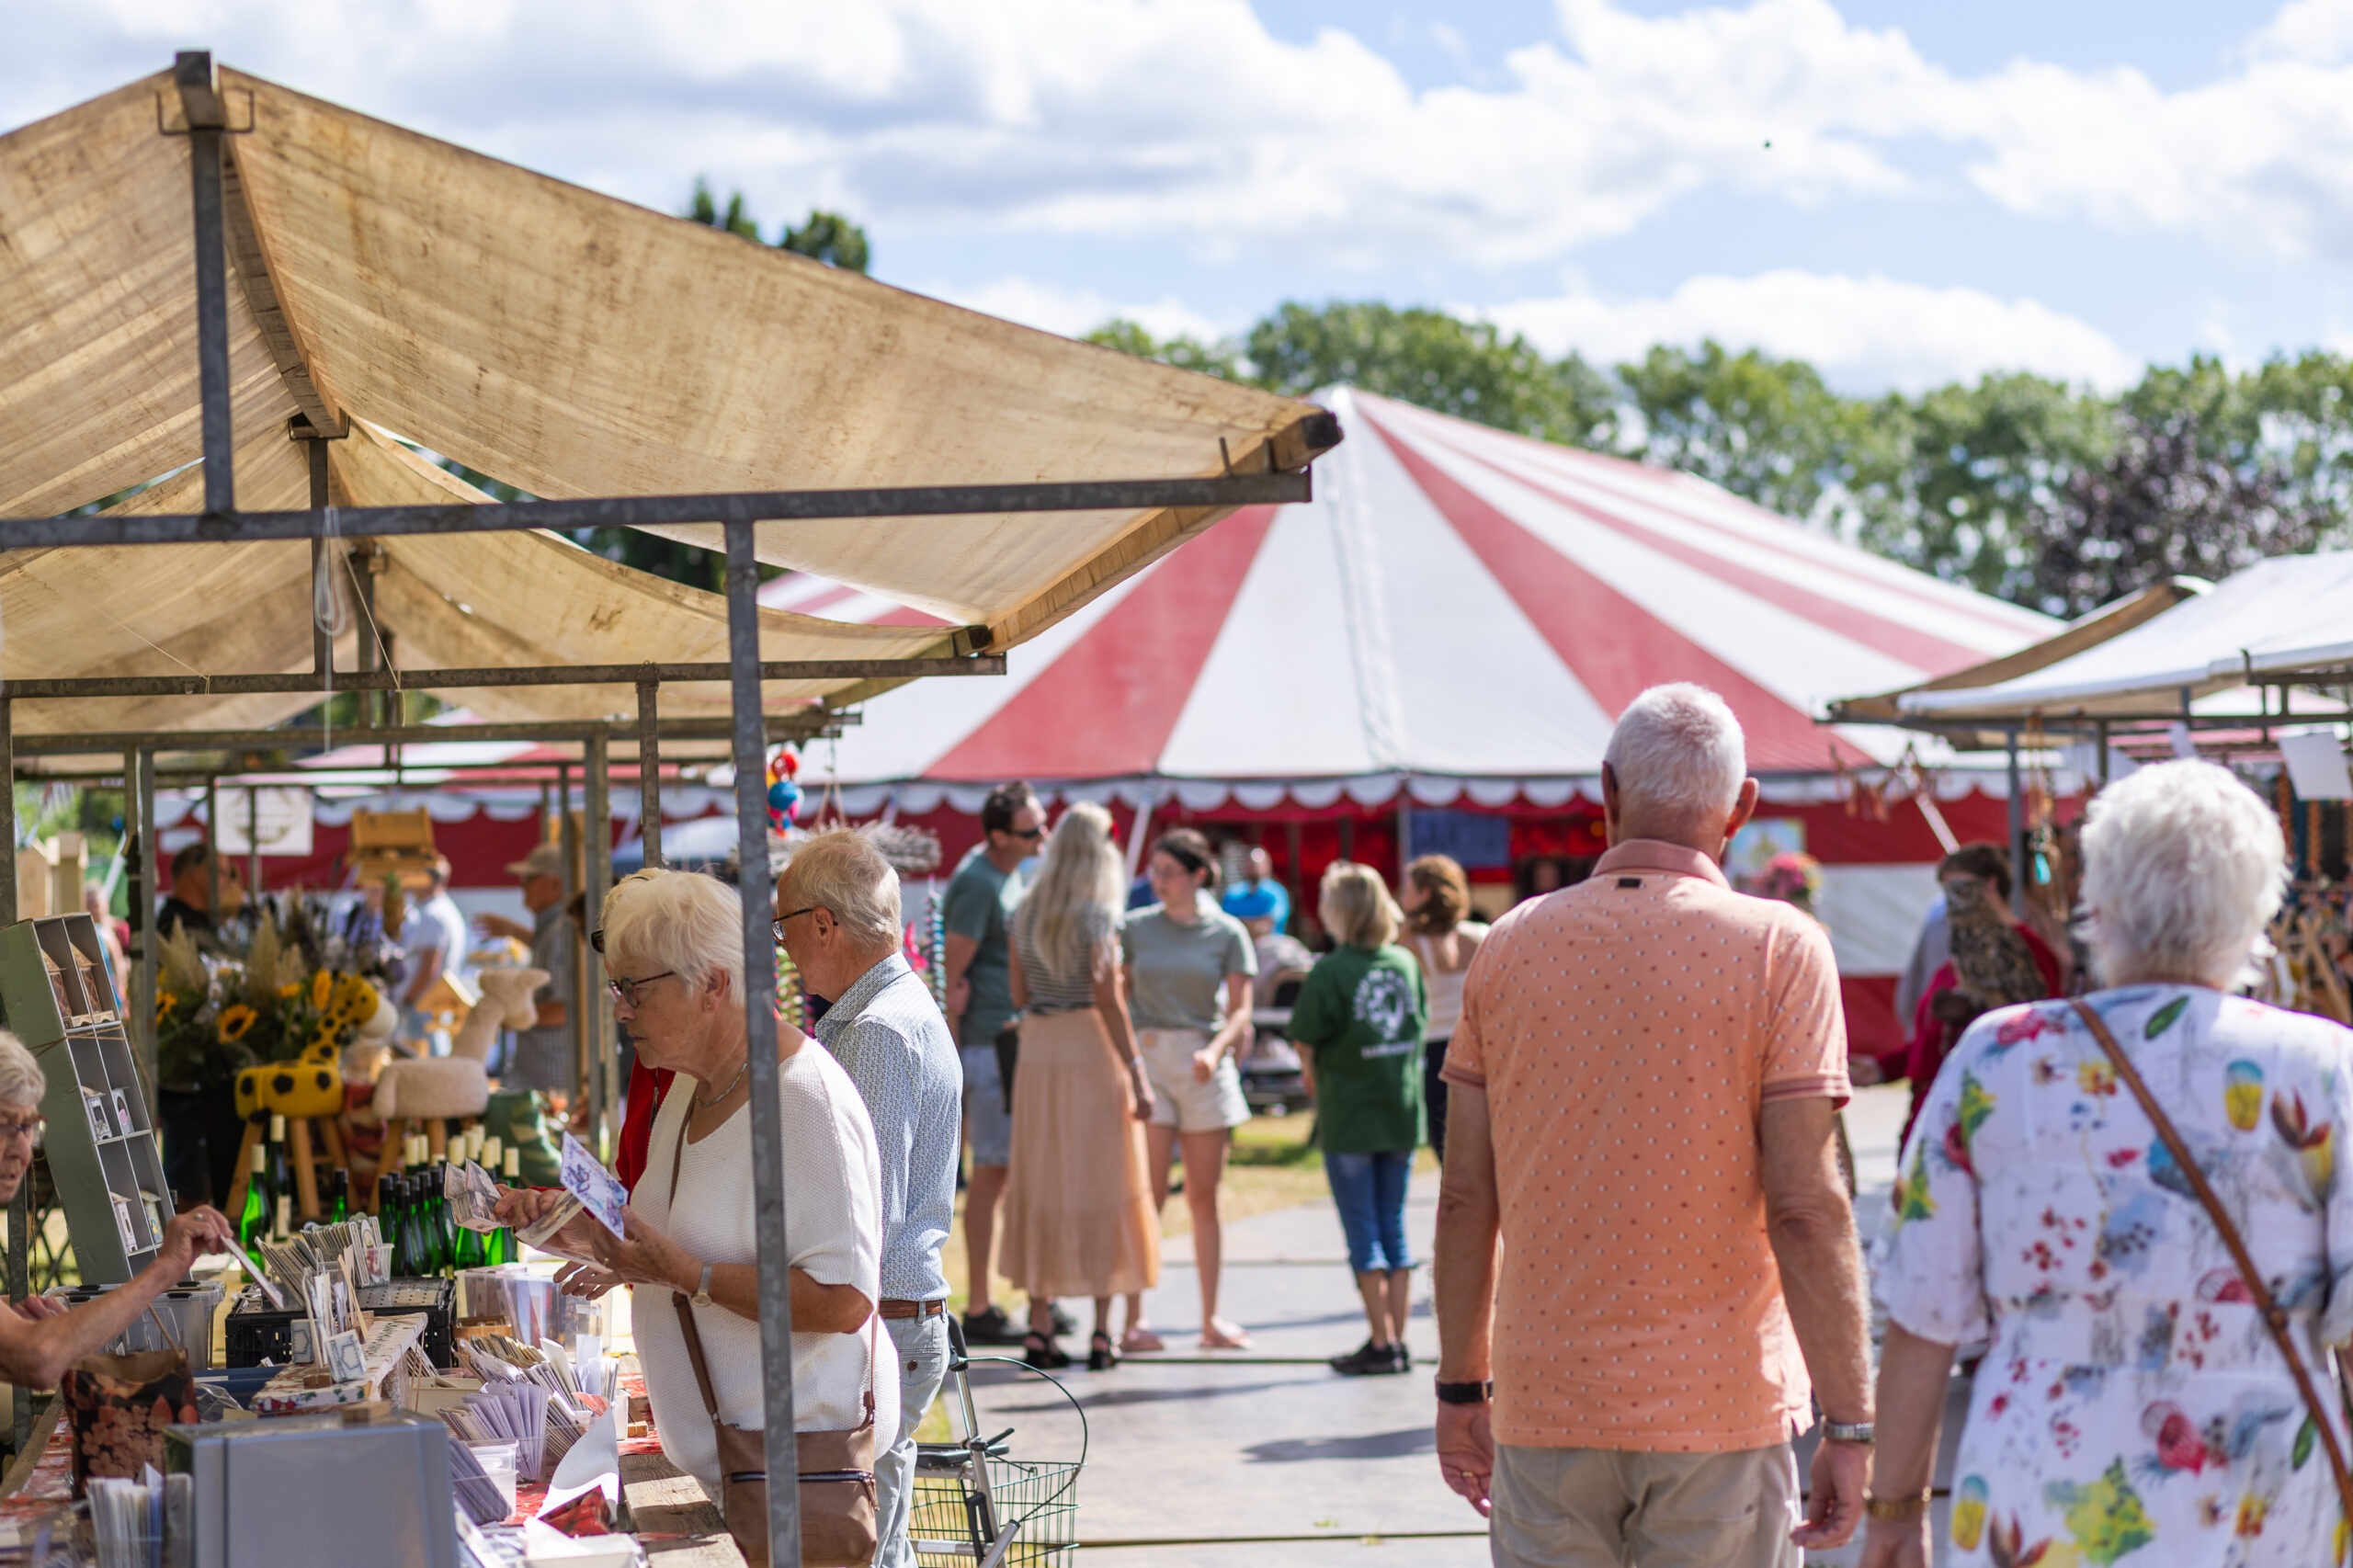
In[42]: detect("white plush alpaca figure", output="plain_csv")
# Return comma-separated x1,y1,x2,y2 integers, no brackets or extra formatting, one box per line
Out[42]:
372,967,548,1123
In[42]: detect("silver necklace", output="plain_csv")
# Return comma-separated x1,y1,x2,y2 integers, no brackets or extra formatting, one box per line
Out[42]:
698,1057,749,1109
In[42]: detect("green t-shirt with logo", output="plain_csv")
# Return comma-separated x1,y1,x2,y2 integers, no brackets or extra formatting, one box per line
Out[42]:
1287,943,1427,1154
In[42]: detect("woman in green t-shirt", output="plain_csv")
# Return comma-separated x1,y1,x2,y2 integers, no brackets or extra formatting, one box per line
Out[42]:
1288,861,1427,1377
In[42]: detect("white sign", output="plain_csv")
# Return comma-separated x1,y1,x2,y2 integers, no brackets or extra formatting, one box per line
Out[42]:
213,787,314,857
2280,730,2353,801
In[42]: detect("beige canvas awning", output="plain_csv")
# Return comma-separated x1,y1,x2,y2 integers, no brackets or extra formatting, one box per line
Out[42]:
0,65,1337,730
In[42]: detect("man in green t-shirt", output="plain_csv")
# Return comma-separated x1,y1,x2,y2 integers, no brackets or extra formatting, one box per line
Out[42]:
941,782,1042,1345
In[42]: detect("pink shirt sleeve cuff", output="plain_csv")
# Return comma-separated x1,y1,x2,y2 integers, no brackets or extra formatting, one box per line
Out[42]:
1760,1074,1851,1109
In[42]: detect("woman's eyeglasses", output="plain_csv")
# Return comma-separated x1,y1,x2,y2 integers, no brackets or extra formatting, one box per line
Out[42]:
607,972,676,1007
0,1114,45,1145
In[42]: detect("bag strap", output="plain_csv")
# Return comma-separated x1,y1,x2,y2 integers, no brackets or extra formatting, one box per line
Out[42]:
2070,997,2353,1527
665,1099,726,1425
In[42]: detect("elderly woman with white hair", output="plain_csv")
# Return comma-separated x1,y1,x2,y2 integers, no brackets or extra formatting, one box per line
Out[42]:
1864,760,2352,1568
496,868,893,1521
0,1034,234,1388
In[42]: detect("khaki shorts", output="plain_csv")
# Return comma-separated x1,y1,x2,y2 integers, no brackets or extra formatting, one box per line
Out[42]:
1489,1441,1799,1568
1137,1029,1248,1133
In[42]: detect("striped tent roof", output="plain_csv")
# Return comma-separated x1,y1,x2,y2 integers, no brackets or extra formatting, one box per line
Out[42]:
791,387,2059,792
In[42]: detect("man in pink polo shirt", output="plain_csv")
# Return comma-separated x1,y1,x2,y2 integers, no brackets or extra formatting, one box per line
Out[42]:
1431,684,1871,1567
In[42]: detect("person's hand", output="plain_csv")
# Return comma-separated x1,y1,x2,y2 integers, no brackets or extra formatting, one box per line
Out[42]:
1849,1056,1883,1087
945,978,971,1020
553,1260,623,1301
1792,1437,1870,1551
1191,1047,1220,1084
585,1204,698,1293
1127,1063,1154,1122
492,1186,569,1228
1856,1516,1931,1568
156,1206,234,1274
10,1295,68,1322
1435,1401,1494,1517
473,913,529,941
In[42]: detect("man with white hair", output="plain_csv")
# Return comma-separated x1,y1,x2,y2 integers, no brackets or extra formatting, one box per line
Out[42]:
1431,683,1871,1566
776,831,961,1568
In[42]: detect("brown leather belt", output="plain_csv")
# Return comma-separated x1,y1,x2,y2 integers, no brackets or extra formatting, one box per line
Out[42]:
878,1298,947,1320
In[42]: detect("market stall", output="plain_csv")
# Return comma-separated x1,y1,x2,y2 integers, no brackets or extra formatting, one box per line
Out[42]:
0,51,1337,1565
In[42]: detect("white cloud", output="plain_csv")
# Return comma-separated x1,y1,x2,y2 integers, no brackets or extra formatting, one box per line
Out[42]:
920,277,1226,343
1482,271,2143,393
12,0,2353,273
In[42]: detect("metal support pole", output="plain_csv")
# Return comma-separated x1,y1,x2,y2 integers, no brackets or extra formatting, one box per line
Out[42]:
559,762,580,1109
726,519,800,1566
2006,728,2027,920
246,786,261,903
354,549,379,731
636,681,663,872
3,703,19,1451
185,111,234,516
309,443,333,678
2096,722,2110,789
133,751,159,1091
204,775,220,919
0,700,15,927
583,732,611,1153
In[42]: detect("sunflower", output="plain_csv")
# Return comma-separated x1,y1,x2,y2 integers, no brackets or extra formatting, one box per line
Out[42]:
217,1004,259,1044
310,970,333,1009
155,992,178,1023
278,982,301,1001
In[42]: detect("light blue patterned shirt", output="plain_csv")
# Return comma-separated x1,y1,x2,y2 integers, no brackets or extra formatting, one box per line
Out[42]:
815,953,961,1301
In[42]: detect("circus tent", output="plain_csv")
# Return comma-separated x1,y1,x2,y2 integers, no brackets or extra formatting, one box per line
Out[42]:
779,388,2062,1053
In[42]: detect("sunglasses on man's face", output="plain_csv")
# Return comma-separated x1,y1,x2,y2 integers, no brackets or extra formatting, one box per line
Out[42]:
1001,825,1043,842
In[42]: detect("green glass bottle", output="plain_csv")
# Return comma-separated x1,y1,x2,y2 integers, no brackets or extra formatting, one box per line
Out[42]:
237,1141,270,1270
266,1114,293,1241
326,1169,350,1224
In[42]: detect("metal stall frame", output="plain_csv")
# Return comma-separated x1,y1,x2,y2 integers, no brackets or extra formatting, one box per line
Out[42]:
0,51,1332,1565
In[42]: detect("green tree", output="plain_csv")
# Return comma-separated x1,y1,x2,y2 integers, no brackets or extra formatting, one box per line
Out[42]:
1246,301,1618,447
1083,319,1243,381
779,210,870,273
685,177,762,240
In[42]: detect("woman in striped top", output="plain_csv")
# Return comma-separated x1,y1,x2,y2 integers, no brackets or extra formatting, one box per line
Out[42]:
1000,802,1161,1371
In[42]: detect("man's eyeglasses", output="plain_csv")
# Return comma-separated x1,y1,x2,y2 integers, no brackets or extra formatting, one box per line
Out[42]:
772,907,822,942
1002,826,1043,842
607,972,676,1007
0,1115,45,1145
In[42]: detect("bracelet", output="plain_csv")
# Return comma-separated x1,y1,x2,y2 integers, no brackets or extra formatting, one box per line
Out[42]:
1866,1492,1931,1522
1433,1379,1491,1405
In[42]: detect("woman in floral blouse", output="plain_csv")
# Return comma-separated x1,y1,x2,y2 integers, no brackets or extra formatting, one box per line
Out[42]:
1866,759,2353,1568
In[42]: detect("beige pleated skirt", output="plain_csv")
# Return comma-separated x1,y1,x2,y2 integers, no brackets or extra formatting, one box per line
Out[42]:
999,1008,1162,1300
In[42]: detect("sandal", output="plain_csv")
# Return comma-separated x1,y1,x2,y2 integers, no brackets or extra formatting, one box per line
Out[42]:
1199,1318,1254,1351
1087,1331,1120,1372
1018,1332,1071,1370
1120,1326,1165,1355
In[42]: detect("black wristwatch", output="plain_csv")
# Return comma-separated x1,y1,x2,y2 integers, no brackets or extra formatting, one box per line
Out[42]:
1434,1379,1492,1405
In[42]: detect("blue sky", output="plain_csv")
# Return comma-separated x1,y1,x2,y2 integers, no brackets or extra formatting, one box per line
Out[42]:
11,0,2353,395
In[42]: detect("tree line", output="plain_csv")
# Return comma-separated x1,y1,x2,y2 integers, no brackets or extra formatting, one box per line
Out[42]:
1091,305,2353,618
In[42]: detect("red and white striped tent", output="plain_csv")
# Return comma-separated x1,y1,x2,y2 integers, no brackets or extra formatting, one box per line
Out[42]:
786,389,2060,1051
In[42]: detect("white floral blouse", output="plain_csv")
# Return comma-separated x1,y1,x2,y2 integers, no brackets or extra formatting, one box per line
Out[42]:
1879,984,2353,1566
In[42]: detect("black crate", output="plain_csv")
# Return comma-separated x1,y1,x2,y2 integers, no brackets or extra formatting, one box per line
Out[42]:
224,1277,459,1370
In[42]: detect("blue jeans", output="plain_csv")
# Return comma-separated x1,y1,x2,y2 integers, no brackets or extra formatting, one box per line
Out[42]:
876,1312,950,1568
1324,1150,1414,1274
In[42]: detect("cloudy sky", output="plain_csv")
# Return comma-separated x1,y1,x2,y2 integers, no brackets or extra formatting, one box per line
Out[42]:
12,0,2353,395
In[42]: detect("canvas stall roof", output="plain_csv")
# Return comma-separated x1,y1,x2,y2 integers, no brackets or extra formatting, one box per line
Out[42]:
774,389,2057,798
0,66,1336,668
0,419,953,744
1894,552,2353,722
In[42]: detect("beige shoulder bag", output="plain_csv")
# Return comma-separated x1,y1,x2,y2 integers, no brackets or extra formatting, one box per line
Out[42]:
665,1104,880,1567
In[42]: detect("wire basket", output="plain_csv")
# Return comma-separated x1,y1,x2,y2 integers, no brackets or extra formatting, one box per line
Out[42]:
909,1456,1080,1567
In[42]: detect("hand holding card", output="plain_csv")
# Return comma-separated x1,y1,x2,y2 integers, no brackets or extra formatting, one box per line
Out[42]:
558,1133,628,1238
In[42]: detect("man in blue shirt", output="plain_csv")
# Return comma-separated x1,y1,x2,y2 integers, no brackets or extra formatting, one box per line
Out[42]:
779,831,961,1568
1220,846,1291,934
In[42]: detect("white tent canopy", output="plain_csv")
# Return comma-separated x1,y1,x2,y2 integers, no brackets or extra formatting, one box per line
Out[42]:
1897,552,2353,721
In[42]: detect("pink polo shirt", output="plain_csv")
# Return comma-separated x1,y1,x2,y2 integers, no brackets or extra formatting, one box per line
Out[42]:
1444,838,1850,1452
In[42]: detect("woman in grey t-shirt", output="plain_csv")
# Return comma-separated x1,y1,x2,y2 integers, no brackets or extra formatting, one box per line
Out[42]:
1120,828,1256,1351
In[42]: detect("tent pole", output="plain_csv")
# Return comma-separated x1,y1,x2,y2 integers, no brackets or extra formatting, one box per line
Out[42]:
0,700,14,926
308,442,333,678
204,775,220,916
2006,728,2026,921
0,654,1001,701
177,54,235,517
246,786,261,902
583,731,611,1153
559,761,579,1111
726,519,801,1568
637,681,663,871
134,750,159,1092
1396,795,1411,886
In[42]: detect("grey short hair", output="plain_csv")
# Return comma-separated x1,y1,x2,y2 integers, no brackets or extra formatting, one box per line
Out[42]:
0,1032,44,1110
1601,684,1745,826
600,869,745,1001
2079,759,2287,989
781,831,903,951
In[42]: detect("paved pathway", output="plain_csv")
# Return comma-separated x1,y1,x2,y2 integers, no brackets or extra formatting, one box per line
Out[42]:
948,1083,1964,1565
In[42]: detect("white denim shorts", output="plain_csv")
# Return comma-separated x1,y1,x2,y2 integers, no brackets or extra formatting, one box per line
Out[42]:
1137,1028,1249,1133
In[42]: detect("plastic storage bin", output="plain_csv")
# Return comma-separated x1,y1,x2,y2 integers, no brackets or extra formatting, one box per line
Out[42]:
48,1279,222,1370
